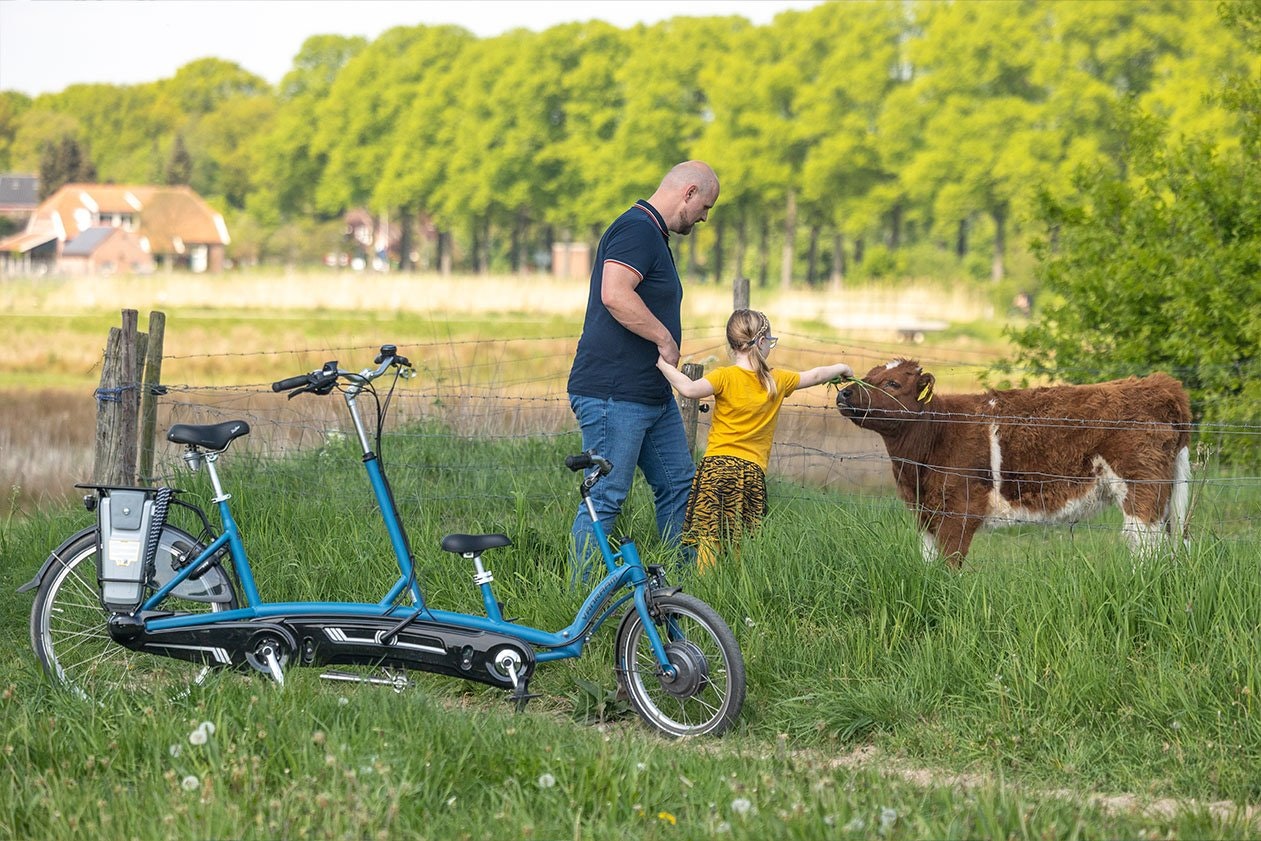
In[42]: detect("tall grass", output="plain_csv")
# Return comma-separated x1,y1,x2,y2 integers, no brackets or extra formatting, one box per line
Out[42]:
2,425,1258,839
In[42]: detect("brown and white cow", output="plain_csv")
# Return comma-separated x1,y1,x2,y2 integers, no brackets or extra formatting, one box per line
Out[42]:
835,359,1192,566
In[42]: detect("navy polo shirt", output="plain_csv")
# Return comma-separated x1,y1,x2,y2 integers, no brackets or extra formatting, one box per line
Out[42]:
567,200,682,405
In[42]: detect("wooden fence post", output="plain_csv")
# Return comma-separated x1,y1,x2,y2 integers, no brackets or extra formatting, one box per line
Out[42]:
137,310,166,485
680,362,704,458
733,275,750,311
92,309,142,485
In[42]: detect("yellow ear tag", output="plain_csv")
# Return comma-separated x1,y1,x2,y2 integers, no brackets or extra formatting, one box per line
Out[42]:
917,384,934,403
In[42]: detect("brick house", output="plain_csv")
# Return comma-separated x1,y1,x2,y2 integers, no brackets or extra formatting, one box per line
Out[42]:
0,183,230,274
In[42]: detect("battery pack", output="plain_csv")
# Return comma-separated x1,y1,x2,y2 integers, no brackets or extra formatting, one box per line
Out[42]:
97,489,159,613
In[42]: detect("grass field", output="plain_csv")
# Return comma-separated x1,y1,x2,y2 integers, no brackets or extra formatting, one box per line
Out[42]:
2,425,1258,840
4,271,1257,839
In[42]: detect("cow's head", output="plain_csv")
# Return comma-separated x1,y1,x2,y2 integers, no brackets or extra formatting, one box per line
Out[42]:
836,359,936,434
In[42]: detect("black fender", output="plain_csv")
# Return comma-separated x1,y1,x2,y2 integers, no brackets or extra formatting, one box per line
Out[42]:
17,526,95,594
17,524,235,604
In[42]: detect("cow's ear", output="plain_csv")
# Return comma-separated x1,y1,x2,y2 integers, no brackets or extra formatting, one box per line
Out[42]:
916,372,935,404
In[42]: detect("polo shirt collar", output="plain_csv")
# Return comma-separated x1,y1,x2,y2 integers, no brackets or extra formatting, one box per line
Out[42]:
634,200,669,239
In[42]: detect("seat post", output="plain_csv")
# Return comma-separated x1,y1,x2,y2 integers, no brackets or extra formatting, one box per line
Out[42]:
204,452,230,503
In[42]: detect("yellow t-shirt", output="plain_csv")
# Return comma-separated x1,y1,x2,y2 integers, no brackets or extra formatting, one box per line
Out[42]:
702,366,801,471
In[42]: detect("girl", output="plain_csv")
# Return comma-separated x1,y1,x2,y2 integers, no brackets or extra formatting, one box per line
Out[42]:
656,309,854,571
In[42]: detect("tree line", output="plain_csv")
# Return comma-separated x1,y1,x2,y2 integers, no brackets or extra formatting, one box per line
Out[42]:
0,0,1254,292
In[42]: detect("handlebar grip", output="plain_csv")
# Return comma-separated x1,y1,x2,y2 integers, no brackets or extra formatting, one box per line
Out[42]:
565,453,594,472
272,374,311,392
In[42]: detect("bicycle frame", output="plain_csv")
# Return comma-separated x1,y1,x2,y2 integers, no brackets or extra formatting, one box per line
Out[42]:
138,366,675,673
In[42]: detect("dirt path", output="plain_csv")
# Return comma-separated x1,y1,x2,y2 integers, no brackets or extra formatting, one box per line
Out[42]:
822,743,1261,827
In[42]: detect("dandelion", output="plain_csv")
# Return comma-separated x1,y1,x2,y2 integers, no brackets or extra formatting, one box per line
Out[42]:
537,773,556,789
338,696,349,706
181,775,200,792
169,744,182,758
658,811,676,825
879,806,898,835
446,796,457,808
1171,720,1182,731
731,797,752,817
188,728,208,746
843,816,866,832
743,617,756,628
199,721,216,736
715,821,731,834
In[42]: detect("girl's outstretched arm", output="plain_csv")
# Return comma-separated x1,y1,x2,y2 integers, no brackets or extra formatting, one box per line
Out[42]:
797,362,855,389
656,356,716,399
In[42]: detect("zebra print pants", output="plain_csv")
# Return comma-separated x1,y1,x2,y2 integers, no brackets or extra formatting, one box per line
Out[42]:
682,454,767,572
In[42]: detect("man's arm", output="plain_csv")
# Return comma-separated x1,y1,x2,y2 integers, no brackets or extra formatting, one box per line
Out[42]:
600,261,680,365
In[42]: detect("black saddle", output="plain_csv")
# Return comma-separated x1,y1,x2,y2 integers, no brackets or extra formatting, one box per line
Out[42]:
167,420,251,450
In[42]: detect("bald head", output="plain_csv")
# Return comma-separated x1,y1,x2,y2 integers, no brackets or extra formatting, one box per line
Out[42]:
650,160,719,236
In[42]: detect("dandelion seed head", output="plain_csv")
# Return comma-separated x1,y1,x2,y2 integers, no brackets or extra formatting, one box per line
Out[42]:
198,721,216,736
188,729,208,746
168,744,182,758
731,797,752,816
538,773,556,789
180,775,200,791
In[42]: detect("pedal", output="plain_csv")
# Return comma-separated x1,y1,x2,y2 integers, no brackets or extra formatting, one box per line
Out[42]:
264,648,285,687
508,683,542,712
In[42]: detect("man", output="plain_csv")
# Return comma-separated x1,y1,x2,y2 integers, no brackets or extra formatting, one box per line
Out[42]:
567,160,720,580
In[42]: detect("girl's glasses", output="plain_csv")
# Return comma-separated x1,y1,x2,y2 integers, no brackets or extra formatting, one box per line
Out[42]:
761,335,778,350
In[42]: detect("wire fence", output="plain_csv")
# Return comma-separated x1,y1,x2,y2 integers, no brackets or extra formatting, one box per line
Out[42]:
118,333,1261,557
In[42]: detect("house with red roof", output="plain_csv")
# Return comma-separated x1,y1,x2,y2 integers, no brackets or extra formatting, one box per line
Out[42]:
0,183,230,275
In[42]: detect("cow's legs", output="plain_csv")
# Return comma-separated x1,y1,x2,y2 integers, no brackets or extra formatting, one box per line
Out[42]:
1118,465,1175,556
930,513,980,568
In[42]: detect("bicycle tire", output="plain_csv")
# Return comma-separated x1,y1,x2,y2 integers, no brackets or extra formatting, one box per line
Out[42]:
30,527,238,702
614,592,746,737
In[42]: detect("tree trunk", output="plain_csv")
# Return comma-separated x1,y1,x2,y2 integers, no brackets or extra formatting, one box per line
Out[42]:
991,205,1006,282
886,203,902,249
731,213,747,286
398,207,413,271
780,189,797,289
438,231,452,276
757,218,770,287
806,224,820,286
830,230,845,290
712,218,723,285
955,218,968,260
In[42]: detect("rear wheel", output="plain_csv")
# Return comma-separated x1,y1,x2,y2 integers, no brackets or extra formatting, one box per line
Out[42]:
614,592,745,737
30,528,238,702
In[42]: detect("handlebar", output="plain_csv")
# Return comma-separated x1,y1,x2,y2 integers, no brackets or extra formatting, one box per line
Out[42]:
565,451,612,476
270,344,414,398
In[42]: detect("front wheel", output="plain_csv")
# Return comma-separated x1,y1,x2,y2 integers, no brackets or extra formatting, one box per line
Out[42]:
30,527,238,702
614,592,746,737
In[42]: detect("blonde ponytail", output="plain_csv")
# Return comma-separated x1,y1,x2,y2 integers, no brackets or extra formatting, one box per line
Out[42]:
726,309,777,399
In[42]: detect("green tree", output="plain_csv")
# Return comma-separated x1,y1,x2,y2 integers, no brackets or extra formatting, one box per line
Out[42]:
319,24,475,270
0,91,32,171
38,135,96,197
249,34,367,225
165,133,193,185
1007,99,1259,462
796,0,906,286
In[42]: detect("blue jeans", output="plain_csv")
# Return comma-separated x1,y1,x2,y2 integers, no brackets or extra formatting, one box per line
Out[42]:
568,395,695,582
